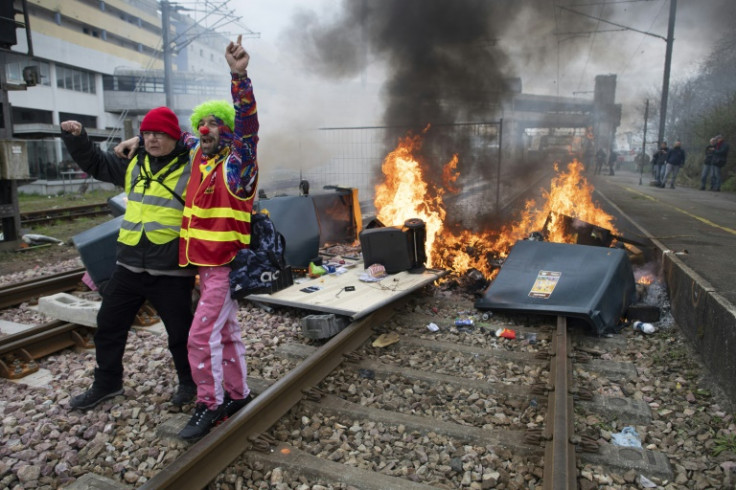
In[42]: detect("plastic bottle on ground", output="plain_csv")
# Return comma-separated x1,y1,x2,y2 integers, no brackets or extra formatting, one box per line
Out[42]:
632,321,656,334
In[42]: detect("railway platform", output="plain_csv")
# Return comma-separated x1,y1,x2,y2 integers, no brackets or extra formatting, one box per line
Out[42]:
590,168,736,404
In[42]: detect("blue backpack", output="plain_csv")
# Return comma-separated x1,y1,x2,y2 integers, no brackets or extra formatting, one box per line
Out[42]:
229,212,292,299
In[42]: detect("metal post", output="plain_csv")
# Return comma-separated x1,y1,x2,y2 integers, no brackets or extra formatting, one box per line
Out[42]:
496,118,503,212
0,51,21,245
640,99,649,185
0,52,13,140
657,0,677,146
161,0,173,109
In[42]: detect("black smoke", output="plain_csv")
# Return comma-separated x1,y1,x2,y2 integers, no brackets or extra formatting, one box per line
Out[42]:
285,0,515,182
281,1,735,229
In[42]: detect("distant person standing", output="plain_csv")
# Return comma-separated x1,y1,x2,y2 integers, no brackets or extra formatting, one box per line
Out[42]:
700,138,717,190
607,149,618,176
660,140,686,189
594,148,607,175
711,135,729,192
635,151,649,176
583,138,594,173
652,141,668,185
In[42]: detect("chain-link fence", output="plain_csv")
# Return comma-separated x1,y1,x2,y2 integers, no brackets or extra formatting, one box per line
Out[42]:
259,122,502,218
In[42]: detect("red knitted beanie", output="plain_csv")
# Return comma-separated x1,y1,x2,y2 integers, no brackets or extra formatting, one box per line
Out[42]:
140,107,181,140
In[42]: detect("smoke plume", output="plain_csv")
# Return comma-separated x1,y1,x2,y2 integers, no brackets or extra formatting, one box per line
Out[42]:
285,1,520,178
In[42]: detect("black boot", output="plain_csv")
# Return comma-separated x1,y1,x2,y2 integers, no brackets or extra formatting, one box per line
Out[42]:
171,382,197,406
69,384,124,410
179,403,225,441
221,393,254,420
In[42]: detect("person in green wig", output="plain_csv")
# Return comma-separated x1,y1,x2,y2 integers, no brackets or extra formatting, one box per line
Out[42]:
176,34,260,441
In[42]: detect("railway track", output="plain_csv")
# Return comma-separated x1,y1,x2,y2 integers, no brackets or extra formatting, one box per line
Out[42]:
135,294,671,489
0,268,92,379
0,320,95,379
20,203,111,227
3,277,722,487
0,267,86,309
0,259,691,487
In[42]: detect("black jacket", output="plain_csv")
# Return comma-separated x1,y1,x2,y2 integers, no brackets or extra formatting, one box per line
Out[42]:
665,147,686,166
713,141,730,168
61,129,191,272
704,144,716,166
652,146,669,166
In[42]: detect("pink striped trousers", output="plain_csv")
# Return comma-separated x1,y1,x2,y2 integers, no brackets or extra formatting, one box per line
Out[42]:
188,265,249,409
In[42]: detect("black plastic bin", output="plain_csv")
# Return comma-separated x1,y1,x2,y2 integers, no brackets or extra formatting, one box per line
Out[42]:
72,215,122,287
475,240,636,335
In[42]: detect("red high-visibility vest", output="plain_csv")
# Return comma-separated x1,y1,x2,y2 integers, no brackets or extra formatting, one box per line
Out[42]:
179,147,255,266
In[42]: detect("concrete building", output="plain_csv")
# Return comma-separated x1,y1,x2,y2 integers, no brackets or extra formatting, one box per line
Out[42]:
4,0,233,188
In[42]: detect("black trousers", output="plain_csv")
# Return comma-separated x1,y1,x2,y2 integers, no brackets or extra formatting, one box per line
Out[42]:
92,265,195,391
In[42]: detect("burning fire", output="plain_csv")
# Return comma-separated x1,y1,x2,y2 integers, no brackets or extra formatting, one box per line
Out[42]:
374,133,620,277
637,275,654,285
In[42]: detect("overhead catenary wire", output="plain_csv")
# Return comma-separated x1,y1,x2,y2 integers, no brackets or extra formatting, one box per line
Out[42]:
103,0,258,147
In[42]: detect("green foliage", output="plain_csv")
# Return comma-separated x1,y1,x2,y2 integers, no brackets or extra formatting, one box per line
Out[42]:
713,433,736,457
18,189,121,212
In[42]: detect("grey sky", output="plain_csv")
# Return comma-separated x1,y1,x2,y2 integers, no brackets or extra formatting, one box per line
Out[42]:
235,0,730,173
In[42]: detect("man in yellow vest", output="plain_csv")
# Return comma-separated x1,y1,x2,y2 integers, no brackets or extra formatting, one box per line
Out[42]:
176,35,259,441
60,108,198,410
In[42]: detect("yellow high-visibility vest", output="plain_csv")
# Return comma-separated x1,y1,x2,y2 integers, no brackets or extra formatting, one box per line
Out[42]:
118,152,191,246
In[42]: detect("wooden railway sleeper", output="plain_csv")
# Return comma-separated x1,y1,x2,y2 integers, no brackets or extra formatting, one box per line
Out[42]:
134,302,160,326
302,387,326,402
524,428,549,445
71,328,95,349
535,351,551,360
573,351,592,363
576,345,604,358
249,433,279,453
573,387,594,401
531,382,551,395
572,434,600,453
0,349,39,379
343,351,363,363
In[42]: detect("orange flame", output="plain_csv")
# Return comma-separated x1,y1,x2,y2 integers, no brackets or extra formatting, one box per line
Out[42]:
374,134,619,277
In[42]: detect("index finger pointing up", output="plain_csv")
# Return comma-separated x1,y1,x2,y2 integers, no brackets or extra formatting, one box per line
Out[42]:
236,34,242,45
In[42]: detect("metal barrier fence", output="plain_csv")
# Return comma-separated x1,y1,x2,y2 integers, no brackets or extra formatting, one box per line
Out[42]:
259,123,501,217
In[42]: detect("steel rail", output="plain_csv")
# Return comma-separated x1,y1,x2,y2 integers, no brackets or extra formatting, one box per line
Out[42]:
543,316,577,490
20,203,110,222
0,320,94,379
0,268,86,309
0,320,88,357
141,303,398,490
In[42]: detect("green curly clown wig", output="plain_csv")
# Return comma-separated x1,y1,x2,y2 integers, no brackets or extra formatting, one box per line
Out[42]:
190,100,235,136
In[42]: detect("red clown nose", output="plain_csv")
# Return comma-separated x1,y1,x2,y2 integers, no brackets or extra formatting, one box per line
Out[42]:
199,126,210,135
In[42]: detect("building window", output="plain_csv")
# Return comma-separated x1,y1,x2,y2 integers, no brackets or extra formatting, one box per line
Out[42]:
5,60,51,86
6,63,21,83
38,63,50,86
56,64,96,94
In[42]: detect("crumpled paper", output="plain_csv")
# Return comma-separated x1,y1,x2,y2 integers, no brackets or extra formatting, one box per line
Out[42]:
611,426,642,448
